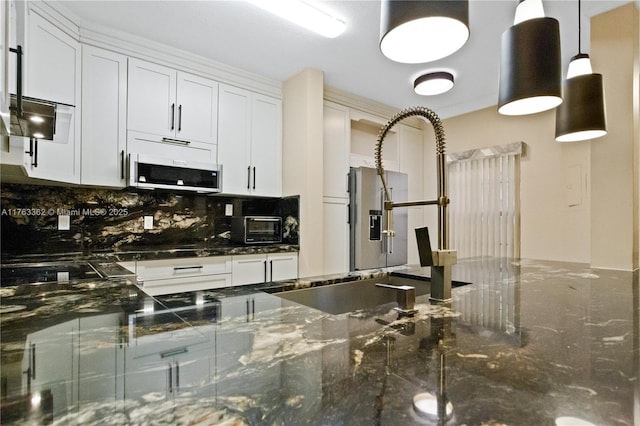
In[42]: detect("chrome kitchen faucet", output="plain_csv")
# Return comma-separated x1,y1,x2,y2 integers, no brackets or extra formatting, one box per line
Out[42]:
375,106,457,302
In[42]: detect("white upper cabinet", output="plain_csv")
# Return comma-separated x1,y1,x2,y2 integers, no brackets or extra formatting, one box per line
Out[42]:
20,9,81,183
127,58,218,154
176,72,218,144
218,84,282,197
81,45,127,187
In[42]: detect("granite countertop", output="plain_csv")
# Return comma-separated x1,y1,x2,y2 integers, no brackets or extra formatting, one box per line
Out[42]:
1,258,638,425
0,243,300,265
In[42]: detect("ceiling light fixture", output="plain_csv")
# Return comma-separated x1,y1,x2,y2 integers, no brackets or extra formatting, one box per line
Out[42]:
379,0,469,64
414,72,454,96
498,0,562,115
247,0,346,38
555,0,607,142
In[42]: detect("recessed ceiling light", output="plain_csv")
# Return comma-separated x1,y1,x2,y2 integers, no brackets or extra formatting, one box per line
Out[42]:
414,72,454,96
247,0,346,38
32,132,44,139
29,115,45,124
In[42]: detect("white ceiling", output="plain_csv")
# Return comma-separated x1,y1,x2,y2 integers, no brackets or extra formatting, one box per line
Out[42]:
52,0,631,119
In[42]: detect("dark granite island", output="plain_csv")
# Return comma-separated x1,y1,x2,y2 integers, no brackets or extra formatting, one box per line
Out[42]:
1,258,638,425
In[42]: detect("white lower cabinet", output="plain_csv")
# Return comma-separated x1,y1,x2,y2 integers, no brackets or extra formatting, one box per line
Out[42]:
120,253,298,295
119,256,232,296
215,293,282,395
231,252,298,286
22,319,78,419
124,329,213,401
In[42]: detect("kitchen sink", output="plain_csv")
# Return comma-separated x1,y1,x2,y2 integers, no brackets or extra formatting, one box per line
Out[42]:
268,275,431,315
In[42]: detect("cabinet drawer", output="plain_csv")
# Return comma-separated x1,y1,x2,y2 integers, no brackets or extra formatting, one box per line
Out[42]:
119,256,231,282
131,257,232,281
127,131,216,163
141,274,232,296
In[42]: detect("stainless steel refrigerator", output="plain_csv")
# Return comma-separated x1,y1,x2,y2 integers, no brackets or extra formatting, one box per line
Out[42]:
349,166,408,270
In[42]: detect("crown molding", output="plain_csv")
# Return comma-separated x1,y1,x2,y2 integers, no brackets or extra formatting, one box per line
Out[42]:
324,86,424,129
40,1,282,99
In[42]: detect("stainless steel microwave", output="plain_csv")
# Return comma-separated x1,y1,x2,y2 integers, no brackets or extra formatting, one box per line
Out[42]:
129,154,221,193
231,216,282,244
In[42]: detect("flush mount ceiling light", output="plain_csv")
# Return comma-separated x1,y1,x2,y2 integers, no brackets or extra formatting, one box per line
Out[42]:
414,72,454,96
555,0,607,142
498,0,562,115
247,0,346,38
379,0,469,64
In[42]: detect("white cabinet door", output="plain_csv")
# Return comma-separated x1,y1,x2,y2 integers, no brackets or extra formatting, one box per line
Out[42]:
77,313,124,404
127,59,218,163
217,84,251,195
81,45,127,187
250,94,282,197
323,102,350,199
323,200,349,275
23,319,78,418
323,102,351,275
231,254,266,286
125,340,212,400
176,71,218,145
232,253,298,285
268,252,298,282
127,58,176,138
21,11,80,183
218,84,282,196
25,12,78,105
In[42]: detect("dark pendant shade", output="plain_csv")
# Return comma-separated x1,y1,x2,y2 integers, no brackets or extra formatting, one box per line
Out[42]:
380,0,469,63
498,17,562,115
555,73,607,142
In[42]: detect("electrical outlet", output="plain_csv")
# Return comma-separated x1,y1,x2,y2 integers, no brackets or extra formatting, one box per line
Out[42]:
144,216,154,230
225,204,233,216
58,215,70,230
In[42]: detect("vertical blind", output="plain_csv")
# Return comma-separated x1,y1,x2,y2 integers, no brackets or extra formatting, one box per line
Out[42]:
448,142,522,260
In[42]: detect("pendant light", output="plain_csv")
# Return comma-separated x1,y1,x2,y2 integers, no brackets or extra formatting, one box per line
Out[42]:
498,0,562,115
379,0,469,64
555,0,607,142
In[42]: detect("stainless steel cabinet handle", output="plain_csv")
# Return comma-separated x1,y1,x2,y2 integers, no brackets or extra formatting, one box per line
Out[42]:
168,363,173,393
31,343,36,380
161,137,190,146
120,150,125,180
246,298,255,322
173,266,203,271
33,139,38,168
269,260,273,282
160,347,188,358
253,167,256,190
25,137,33,157
178,105,182,131
263,260,267,283
175,362,180,391
247,166,251,189
170,103,175,130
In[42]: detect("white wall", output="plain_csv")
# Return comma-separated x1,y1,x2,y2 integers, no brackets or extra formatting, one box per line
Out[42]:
441,108,592,263
440,3,639,270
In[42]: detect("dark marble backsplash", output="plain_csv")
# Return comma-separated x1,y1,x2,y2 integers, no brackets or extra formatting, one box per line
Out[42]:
0,184,299,258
